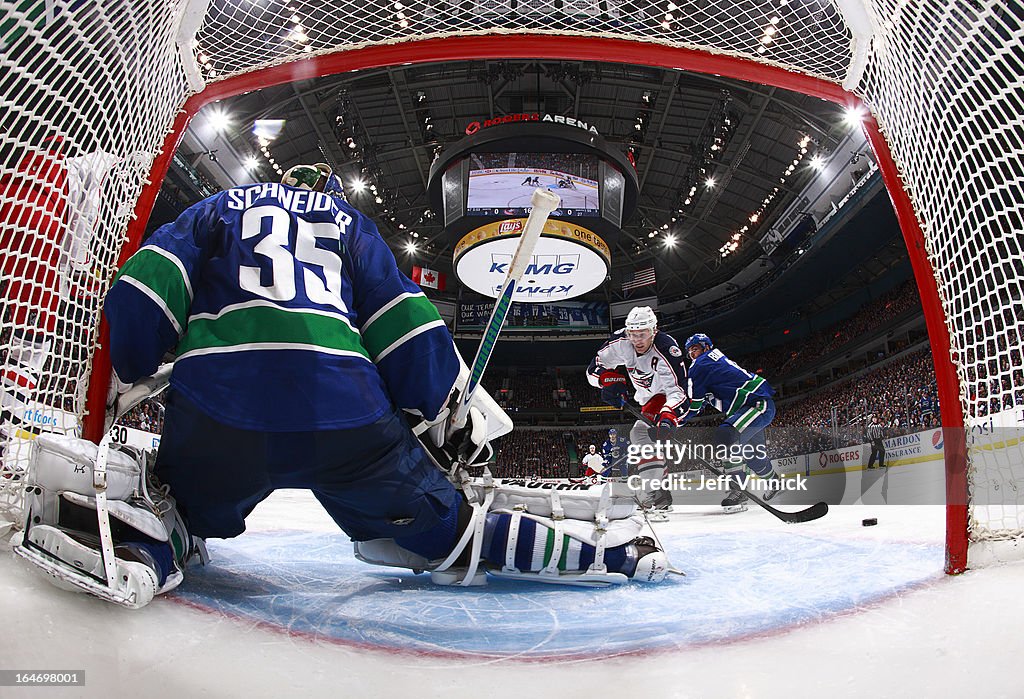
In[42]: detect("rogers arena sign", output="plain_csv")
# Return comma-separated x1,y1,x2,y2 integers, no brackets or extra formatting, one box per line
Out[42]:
454,219,610,302
464,113,600,135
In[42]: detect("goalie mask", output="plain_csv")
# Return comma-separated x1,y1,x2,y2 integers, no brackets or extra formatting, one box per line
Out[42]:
281,163,332,192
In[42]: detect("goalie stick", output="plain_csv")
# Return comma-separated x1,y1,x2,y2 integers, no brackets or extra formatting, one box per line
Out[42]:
622,403,828,524
451,188,561,430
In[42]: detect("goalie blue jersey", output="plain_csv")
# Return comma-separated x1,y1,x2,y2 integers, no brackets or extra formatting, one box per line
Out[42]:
105,182,458,431
685,349,775,420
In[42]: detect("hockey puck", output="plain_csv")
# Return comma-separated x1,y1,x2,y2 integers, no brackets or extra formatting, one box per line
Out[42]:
862,517,878,526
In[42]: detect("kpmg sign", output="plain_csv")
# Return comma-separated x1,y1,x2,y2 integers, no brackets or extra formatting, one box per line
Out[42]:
454,219,610,301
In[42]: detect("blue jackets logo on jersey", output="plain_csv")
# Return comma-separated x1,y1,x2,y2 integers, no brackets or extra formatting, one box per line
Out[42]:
630,368,654,389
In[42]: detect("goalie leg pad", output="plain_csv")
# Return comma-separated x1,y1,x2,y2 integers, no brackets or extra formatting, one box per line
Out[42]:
12,525,163,609
353,474,668,586
464,478,637,521
13,434,200,608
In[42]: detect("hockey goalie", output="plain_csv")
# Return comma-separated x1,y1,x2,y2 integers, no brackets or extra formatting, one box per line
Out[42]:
11,163,668,608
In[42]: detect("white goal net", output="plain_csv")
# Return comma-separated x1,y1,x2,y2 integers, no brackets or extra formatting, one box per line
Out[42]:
1,0,1021,571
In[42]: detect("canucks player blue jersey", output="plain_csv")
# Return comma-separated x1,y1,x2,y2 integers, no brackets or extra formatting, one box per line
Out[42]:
105,182,458,431
685,348,774,420
602,435,629,464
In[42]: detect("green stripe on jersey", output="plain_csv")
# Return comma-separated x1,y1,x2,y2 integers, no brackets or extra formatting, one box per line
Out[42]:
361,294,443,360
177,304,369,359
733,400,767,432
116,249,191,331
727,374,766,416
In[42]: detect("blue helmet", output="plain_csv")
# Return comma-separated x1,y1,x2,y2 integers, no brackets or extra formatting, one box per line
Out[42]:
685,333,713,351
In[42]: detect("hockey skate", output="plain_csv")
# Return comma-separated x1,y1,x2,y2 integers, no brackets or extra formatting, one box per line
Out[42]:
762,476,783,502
652,488,673,513
641,506,669,523
13,525,164,609
721,488,749,513
637,498,668,523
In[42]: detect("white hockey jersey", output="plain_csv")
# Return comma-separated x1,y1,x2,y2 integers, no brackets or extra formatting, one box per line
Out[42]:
582,452,606,474
586,330,689,411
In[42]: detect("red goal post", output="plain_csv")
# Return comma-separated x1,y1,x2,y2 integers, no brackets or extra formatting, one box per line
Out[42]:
1,1,1020,574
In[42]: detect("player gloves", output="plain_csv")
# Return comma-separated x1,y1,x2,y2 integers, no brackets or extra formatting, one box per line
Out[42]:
598,370,630,407
640,394,666,422
640,395,681,440
654,409,681,439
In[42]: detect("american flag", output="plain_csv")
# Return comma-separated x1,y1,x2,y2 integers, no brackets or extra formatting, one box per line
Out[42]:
621,266,656,291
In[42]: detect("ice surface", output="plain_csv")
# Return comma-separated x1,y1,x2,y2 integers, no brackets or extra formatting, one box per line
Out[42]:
2,467,1023,698
468,176,598,212
175,528,940,658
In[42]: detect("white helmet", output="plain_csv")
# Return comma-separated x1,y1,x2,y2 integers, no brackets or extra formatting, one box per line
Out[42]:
625,306,657,332
589,444,596,452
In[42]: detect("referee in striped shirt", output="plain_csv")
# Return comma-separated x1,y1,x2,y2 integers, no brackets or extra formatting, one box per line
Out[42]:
866,414,886,469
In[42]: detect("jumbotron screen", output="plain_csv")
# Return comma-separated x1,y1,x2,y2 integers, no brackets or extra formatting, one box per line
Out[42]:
465,152,600,217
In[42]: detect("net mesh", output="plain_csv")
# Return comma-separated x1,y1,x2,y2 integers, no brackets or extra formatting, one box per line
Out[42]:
0,0,1021,560
856,0,1024,544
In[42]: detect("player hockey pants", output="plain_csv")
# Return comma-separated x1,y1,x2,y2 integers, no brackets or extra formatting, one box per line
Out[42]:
720,398,776,477
155,391,633,572
154,389,462,560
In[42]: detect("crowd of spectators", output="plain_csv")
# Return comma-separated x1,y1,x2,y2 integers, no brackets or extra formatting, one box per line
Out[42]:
965,327,1024,418
489,429,569,479
490,349,947,474
766,348,940,457
108,322,1021,480
736,280,922,378
118,397,164,433
486,368,596,411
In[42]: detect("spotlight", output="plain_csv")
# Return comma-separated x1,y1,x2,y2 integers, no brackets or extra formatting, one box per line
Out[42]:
207,109,231,133
843,105,867,128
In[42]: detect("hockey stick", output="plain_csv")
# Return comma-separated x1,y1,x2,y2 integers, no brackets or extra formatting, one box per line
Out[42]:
621,403,828,524
451,188,561,429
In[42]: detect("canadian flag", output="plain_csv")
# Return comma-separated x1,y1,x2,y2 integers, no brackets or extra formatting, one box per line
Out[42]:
411,265,446,291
